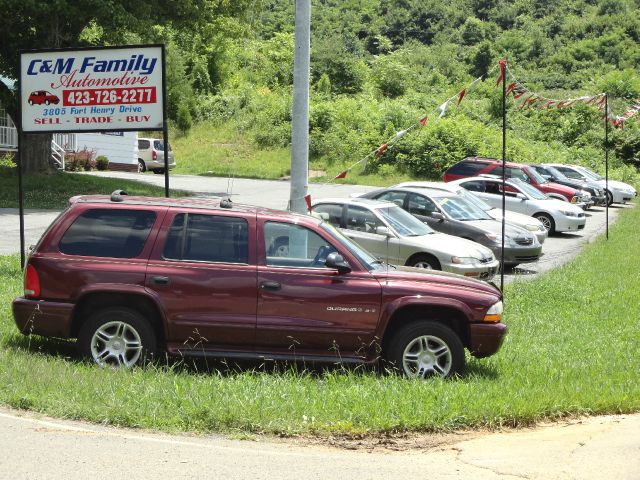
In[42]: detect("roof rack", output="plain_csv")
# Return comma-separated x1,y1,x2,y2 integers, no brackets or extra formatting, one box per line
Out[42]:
110,190,128,202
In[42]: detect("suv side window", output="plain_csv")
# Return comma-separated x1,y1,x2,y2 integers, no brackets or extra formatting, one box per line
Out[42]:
447,161,487,176
164,213,248,264
264,222,336,268
345,206,383,233
60,209,156,258
154,140,170,151
138,139,150,150
311,203,343,227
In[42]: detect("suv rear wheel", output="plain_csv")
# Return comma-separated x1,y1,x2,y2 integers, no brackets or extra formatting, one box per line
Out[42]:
386,321,465,378
78,307,157,368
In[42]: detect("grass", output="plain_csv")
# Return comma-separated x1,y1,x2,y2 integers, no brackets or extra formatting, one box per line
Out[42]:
0,206,638,436
0,172,191,209
170,121,417,185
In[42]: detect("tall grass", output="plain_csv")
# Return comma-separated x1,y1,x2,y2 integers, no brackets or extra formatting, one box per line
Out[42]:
0,205,638,435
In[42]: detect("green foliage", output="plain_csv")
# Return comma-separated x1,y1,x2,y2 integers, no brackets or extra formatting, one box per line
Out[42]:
176,103,193,134
95,156,109,171
0,153,16,177
370,55,409,98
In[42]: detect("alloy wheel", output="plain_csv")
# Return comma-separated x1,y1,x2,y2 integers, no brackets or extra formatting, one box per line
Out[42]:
90,320,143,368
402,335,452,378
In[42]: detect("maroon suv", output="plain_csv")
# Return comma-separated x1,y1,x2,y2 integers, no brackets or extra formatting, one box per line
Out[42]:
13,192,506,378
443,157,590,207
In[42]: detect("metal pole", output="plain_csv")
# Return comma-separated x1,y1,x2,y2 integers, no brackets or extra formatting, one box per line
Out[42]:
18,130,26,269
500,61,507,292
605,93,609,240
289,0,311,214
161,44,170,198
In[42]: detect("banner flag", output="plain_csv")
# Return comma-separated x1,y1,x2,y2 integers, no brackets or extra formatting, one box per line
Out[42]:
334,170,348,180
420,115,428,125
496,59,506,86
304,194,312,212
457,88,466,105
375,143,388,160
439,101,448,118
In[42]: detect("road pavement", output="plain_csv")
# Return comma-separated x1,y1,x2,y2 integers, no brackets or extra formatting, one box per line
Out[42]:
0,407,638,479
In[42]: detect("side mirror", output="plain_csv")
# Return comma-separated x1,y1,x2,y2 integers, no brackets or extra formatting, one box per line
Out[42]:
431,212,445,221
515,193,526,200
375,226,393,237
325,252,352,274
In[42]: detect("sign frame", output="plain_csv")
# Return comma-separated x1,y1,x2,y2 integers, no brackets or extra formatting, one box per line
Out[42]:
19,43,167,134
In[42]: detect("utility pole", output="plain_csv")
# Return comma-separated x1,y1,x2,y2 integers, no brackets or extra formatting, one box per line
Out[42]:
289,0,311,214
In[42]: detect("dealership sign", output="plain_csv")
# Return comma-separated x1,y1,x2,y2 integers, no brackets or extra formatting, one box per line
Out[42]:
20,45,164,133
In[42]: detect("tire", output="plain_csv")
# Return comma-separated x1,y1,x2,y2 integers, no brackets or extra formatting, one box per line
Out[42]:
385,321,465,379
137,159,146,173
407,253,441,270
45,99,50,105
533,213,555,234
605,190,613,207
152,169,164,174
28,100,33,106
78,307,157,368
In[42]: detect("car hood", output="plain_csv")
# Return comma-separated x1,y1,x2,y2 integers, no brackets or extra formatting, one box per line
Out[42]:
462,219,531,239
403,232,495,260
373,265,501,296
595,179,636,193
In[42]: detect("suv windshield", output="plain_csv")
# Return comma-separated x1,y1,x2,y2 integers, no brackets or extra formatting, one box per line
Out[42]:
435,195,492,221
510,178,548,200
376,205,433,236
320,222,385,270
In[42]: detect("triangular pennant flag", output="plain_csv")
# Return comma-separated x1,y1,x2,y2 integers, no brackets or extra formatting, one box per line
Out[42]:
519,95,533,109
334,170,348,180
419,115,428,125
505,82,517,96
439,101,448,118
395,129,408,140
457,88,466,106
495,59,506,87
375,143,388,160
358,157,368,173
304,194,312,212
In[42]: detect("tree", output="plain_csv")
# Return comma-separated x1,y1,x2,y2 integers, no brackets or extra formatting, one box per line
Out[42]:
0,0,248,173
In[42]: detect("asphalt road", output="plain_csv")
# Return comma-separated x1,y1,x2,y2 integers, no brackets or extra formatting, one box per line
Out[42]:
0,171,629,285
1,407,638,479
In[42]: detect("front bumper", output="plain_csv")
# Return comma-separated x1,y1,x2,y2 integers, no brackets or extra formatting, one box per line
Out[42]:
444,259,500,281
468,322,507,358
12,298,74,338
554,215,586,233
492,244,543,265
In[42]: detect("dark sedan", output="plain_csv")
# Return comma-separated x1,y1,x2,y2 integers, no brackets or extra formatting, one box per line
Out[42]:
359,187,543,266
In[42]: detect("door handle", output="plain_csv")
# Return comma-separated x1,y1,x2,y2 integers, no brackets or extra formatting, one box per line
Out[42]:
260,281,281,291
151,276,170,285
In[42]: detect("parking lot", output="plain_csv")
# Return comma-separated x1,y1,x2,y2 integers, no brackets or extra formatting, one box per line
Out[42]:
0,170,629,284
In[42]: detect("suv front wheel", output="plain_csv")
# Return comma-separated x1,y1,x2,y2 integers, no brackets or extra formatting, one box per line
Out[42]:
386,321,465,379
78,307,157,368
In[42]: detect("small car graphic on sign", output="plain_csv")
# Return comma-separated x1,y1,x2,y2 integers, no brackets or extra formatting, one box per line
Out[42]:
28,91,60,106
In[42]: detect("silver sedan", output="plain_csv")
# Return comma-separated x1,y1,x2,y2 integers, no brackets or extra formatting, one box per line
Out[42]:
311,198,500,280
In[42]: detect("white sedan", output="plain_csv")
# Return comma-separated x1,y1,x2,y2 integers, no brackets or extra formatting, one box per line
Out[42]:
450,177,586,234
548,164,637,206
311,198,500,280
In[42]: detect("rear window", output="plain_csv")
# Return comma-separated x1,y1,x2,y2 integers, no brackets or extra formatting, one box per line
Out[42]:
138,139,150,149
59,209,156,258
154,140,171,151
446,161,488,176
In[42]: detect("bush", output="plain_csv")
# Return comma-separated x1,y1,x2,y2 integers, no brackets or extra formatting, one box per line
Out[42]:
177,103,193,134
0,153,16,177
95,156,109,171
65,148,96,172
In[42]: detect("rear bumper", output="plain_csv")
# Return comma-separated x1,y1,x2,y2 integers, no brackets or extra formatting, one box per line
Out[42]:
468,322,507,358
12,298,74,338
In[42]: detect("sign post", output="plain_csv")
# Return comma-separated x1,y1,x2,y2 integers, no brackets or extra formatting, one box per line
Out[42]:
18,44,167,268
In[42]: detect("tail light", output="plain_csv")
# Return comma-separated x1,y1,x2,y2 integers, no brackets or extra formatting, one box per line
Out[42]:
25,264,40,299
152,150,157,160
